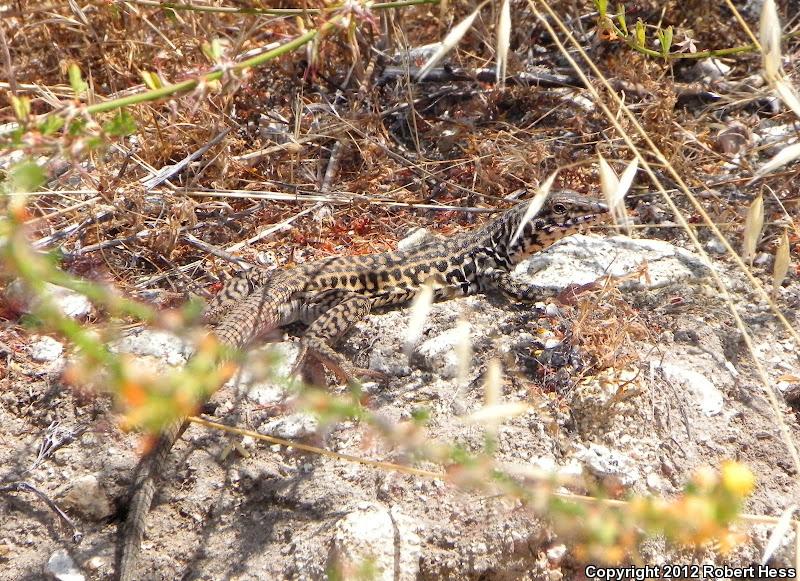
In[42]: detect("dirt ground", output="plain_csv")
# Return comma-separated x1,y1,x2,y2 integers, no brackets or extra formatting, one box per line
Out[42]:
2,238,800,579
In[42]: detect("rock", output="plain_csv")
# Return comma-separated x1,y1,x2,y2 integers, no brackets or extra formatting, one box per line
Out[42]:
415,325,469,379
328,503,421,581
658,362,724,416
693,58,732,81
259,413,318,439
716,123,750,156
239,343,298,405
573,443,639,487
58,474,113,521
111,329,192,366
753,252,773,267
546,544,567,561
28,335,64,363
397,228,436,251
45,549,84,581
7,280,93,320
705,237,726,254
515,235,710,292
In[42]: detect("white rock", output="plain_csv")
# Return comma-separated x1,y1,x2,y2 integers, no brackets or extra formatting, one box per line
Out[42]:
416,325,468,379
515,235,710,292
111,329,191,366
546,544,567,561
259,413,318,439
329,503,421,581
693,58,731,81
28,335,64,363
397,228,435,251
705,238,726,254
369,342,413,376
7,280,93,320
573,443,639,486
58,474,113,521
239,343,299,405
531,456,557,472
658,362,724,416
45,549,84,581
646,472,665,492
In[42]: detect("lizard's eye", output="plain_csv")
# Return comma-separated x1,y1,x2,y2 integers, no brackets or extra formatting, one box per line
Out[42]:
552,202,567,214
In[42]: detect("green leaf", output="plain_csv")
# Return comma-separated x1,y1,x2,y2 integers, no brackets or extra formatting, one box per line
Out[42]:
68,62,89,94
103,109,137,137
84,136,105,150
594,0,608,18
202,38,225,63
67,118,87,136
635,19,646,47
39,115,65,136
140,71,163,90
4,160,46,194
410,407,431,423
616,3,627,35
659,25,673,56
11,95,31,122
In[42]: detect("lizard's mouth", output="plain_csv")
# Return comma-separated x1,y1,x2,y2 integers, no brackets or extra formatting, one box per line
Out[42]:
562,211,609,230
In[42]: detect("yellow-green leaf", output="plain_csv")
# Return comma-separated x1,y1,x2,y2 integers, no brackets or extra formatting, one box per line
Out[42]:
68,62,89,94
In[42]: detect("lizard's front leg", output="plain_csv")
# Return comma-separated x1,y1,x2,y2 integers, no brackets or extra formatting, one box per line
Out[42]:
478,268,542,303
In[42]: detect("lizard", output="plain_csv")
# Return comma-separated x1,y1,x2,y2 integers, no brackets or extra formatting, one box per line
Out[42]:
116,189,608,580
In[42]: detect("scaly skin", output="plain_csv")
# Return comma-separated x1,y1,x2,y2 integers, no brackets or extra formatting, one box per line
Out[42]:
117,191,608,579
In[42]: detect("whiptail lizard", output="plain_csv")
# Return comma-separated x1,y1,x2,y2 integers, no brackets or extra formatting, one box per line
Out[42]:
116,190,608,580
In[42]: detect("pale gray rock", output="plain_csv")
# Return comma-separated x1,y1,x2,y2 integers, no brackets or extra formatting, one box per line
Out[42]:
238,343,298,406
706,237,727,254
415,325,468,379
328,503,421,581
397,227,436,251
58,474,113,521
658,362,724,416
45,549,84,581
7,280,93,320
28,335,64,363
515,234,710,291
260,413,318,439
111,329,192,366
573,443,639,486
693,58,731,81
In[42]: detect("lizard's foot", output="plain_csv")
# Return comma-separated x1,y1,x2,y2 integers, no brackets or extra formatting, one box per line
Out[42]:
291,338,388,387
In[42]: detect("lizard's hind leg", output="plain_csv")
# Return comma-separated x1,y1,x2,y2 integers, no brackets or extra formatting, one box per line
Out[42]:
293,291,387,386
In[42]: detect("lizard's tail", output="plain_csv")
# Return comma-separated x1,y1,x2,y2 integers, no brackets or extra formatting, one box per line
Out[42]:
116,421,185,581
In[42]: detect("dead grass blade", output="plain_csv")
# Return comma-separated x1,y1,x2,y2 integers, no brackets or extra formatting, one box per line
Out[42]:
495,0,511,86
417,4,483,81
509,170,556,247
741,194,764,264
752,142,800,180
759,0,782,80
405,281,435,352
598,154,634,234
466,359,528,427
761,504,797,564
773,229,791,297
758,0,800,119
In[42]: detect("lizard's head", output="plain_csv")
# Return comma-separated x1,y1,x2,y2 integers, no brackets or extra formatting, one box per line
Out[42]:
503,189,610,263
539,189,609,234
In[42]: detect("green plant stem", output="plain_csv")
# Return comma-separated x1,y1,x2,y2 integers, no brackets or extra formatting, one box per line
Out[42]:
82,22,331,116
606,21,800,60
